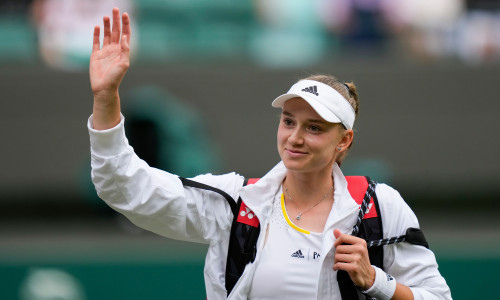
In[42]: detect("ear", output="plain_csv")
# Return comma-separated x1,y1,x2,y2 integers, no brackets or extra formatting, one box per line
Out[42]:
337,129,354,151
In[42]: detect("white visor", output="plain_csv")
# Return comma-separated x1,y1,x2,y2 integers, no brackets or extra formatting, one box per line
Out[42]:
272,79,355,129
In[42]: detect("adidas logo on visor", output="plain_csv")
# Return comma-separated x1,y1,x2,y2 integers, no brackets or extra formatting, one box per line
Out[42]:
302,86,318,96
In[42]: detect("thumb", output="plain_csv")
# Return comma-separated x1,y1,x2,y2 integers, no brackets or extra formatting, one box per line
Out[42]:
334,229,342,239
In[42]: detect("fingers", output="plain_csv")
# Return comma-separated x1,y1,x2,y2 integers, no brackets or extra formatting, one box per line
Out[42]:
101,9,129,48
333,230,366,248
334,253,356,264
335,243,366,259
334,231,347,248
333,229,374,289
120,34,130,67
122,12,131,44
334,245,363,269
92,26,100,52
333,229,368,269
120,11,130,64
102,16,111,46
111,7,121,44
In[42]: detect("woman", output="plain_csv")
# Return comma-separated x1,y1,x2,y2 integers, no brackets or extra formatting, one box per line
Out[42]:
88,8,452,300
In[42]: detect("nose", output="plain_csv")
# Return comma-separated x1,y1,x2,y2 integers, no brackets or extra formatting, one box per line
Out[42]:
288,127,304,145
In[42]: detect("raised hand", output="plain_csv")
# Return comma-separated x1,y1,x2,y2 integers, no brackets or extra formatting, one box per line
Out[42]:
90,7,131,130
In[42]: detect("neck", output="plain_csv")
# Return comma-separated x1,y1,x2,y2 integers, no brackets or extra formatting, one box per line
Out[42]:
283,167,334,205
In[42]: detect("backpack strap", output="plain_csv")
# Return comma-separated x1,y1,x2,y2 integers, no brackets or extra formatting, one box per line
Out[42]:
179,176,261,298
338,176,429,300
367,227,429,249
225,178,260,296
338,176,382,300
179,177,239,216
346,176,384,268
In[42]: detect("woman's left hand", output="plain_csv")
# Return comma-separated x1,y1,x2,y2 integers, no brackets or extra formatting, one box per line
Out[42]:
333,229,375,290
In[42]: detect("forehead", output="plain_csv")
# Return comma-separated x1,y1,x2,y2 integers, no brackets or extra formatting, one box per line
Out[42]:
282,97,326,123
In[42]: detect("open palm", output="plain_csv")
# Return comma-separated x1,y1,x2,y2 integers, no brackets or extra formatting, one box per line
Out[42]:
90,8,131,96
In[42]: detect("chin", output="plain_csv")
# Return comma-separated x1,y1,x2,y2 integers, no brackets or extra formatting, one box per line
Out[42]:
282,159,309,172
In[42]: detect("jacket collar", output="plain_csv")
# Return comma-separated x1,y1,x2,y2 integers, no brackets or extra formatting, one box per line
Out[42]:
319,164,359,255
240,162,359,230
326,164,360,229
239,161,287,222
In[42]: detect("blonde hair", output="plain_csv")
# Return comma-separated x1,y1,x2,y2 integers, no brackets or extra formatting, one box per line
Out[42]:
301,74,360,165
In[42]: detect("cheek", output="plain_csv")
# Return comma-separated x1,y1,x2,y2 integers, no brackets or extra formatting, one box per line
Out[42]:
277,128,283,154
309,136,337,156
305,135,324,148
277,125,287,146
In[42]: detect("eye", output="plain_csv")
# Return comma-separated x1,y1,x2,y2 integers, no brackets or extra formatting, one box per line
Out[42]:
282,117,294,127
308,124,322,132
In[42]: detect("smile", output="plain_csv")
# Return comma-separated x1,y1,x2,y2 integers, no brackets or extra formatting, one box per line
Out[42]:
285,148,308,157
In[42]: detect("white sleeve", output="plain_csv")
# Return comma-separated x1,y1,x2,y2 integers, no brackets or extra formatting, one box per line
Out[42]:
376,184,453,300
87,114,244,244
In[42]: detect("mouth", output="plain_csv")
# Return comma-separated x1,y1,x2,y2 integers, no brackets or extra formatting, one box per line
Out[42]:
285,148,308,157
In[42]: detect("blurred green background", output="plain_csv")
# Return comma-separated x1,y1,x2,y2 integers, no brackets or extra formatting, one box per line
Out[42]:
1,0,499,299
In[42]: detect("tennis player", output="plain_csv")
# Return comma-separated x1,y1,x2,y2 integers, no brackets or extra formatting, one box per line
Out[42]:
88,8,452,300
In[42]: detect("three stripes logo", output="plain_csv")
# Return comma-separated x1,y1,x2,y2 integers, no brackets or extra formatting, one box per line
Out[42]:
291,249,305,258
301,86,319,96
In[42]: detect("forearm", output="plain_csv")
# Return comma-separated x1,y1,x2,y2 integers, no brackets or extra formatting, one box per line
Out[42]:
89,119,191,239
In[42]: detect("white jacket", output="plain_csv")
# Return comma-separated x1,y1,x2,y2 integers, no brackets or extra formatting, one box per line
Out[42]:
88,115,452,300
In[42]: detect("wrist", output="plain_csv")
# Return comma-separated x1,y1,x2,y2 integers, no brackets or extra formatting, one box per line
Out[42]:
360,266,396,300
92,92,121,130
362,266,376,290
93,89,119,103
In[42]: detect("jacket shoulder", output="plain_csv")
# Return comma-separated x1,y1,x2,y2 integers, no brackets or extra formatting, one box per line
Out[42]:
188,172,246,200
374,183,420,237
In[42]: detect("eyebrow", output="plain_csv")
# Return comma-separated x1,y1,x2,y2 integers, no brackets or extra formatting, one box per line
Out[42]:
282,110,328,124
